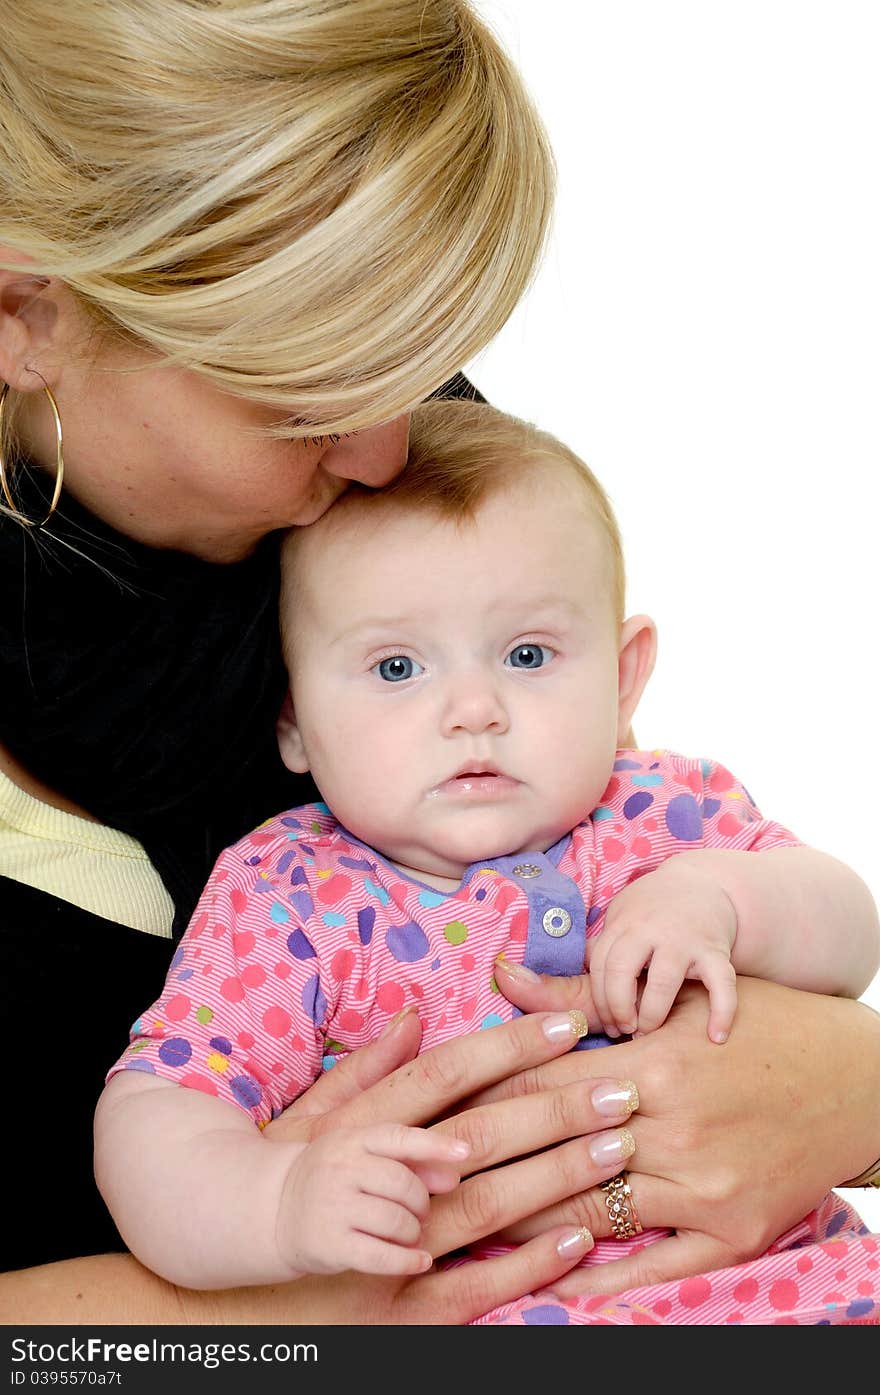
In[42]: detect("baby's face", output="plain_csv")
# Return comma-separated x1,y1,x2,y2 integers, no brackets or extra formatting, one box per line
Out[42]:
280,473,628,889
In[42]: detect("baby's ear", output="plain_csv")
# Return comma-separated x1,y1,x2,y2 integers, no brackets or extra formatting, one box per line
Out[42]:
616,614,657,744
276,690,310,773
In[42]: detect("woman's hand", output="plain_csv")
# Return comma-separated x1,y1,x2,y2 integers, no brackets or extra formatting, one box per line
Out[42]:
486,964,880,1297
262,1005,641,1322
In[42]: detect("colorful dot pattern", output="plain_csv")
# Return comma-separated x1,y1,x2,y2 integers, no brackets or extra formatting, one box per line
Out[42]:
111,749,799,1122
109,749,879,1321
468,1195,878,1325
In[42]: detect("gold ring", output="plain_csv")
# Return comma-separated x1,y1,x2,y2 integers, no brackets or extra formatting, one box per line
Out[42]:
600,1171,643,1239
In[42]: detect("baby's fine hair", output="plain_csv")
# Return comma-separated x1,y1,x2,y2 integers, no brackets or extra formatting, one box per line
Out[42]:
285,398,626,623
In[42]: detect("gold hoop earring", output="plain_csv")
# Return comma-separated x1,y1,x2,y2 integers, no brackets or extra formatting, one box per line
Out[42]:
0,370,64,528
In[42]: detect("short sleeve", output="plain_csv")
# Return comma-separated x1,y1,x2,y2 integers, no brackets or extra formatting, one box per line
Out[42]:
589,750,804,935
105,847,330,1126
695,759,802,853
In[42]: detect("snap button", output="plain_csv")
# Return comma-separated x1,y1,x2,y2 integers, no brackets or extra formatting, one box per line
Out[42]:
512,863,542,878
542,906,572,938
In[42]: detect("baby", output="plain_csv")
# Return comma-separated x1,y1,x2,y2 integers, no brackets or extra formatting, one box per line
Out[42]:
95,400,880,1291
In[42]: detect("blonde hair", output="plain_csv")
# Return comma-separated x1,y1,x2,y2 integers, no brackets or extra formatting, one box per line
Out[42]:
0,0,553,443
284,398,626,626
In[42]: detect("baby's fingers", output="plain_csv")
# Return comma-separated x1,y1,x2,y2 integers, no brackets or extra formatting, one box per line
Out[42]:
635,950,689,1034
363,1122,471,1170
700,953,738,1044
346,1231,434,1276
599,938,652,1036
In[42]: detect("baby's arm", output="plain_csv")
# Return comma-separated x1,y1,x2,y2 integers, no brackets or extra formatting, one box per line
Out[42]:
590,847,880,1043
673,845,880,996
94,1071,468,1290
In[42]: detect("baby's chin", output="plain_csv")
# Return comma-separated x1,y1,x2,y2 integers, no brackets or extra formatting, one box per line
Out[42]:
384,831,562,890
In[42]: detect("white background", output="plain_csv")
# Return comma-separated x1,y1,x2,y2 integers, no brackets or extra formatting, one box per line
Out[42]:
466,1,879,1226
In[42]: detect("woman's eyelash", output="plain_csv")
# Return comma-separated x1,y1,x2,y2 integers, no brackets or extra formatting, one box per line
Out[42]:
309,432,354,447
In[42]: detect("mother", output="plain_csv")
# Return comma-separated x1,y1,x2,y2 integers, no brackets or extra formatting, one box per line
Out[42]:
1,0,878,1323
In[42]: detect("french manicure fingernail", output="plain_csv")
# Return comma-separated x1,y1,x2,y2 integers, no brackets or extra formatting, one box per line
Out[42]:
556,1226,594,1260
543,1010,589,1043
591,1079,640,1117
588,1127,636,1168
494,955,540,982
379,1005,415,1037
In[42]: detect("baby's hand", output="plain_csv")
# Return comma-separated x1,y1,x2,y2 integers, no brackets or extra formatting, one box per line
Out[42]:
276,1123,469,1277
588,857,738,1043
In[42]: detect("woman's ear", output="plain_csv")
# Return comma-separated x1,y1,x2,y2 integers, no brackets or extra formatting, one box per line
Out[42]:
276,689,310,774
616,614,657,744
0,266,58,390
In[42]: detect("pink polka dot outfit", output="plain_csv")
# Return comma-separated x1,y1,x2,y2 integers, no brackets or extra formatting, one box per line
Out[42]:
110,749,878,1325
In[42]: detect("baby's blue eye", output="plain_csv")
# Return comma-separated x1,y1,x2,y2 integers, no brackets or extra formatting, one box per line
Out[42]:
375,655,421,682
505,644,552,670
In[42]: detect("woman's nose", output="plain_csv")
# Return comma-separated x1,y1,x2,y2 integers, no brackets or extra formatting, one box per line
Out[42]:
321,413,411,487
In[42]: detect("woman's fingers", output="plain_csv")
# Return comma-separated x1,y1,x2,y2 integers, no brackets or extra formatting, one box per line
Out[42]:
490,1161,689,1245
494,957,601,1026
423,1124,637,1258
433,1075,639,1171
400,1225,597,1324
270,1007,423,1130
548,1229,738,1301
306,1008,590,1137
293,1225,597,1324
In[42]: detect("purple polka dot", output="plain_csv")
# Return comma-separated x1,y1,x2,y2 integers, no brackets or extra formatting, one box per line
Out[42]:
175,968,194,981
276,850,297,875
244,854,262,866
623,791,654,820
230,1075,263,1110
702,798,721,819
665,793,704,841
846,1299,874,1318
289,890,315,921
339,855,376,872
613,758,642,771
289,864,308,886
170,948,184,971
302,973,327,1025
522,1305,570,1325
158,1037,192,1069
357,906,375,945
386,921,430,963
825,1208,847,1236
280,817,302,830
287,927,316,959
475,887,487,900
126,1058,156,1074
209,1036,232,1055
